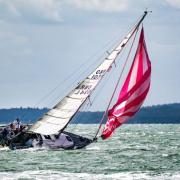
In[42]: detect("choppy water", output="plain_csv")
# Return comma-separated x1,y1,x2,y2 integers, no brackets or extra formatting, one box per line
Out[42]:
0,124,180,180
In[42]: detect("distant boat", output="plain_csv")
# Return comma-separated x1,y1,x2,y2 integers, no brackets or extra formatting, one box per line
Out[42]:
0,11,151,150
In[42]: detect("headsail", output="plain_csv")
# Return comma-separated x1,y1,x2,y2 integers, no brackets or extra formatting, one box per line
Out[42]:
101,27,151,140
29,12,148,136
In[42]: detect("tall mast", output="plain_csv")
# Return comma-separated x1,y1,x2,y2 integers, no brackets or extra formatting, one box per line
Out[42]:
29,11,149,136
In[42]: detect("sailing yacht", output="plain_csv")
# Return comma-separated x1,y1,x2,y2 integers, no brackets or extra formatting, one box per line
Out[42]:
0,11,152,150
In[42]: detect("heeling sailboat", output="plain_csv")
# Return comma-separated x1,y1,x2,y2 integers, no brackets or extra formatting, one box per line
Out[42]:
8,11,151,150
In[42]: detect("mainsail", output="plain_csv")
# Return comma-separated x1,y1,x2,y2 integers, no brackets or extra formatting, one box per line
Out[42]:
101,27,151,139
29,12,148,135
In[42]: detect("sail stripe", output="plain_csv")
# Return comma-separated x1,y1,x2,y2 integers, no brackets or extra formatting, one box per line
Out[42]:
117,104,143,117
113,85,150,117
136,42,143,82
110,69,150,116
102,27,151,140
112,88,149,120
116,87,149,117
127,53,139,91
116,68,151,108
113,75,150,114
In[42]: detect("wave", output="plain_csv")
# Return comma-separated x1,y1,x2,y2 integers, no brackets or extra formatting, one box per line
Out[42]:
86,145,101,151
0,170,179,180
0,147,9,151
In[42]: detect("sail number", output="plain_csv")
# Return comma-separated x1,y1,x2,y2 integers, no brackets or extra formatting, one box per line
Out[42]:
91,69,106,80
74,69,106,95
74,84,92,95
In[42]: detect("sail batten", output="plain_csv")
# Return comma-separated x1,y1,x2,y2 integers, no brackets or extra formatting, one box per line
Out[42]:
29,13,148,136
46,114,71,119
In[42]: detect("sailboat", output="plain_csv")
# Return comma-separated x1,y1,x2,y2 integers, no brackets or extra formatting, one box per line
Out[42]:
1,11,152,150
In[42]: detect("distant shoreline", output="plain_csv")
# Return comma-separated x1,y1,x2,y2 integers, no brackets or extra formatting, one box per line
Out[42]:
0,103,180,124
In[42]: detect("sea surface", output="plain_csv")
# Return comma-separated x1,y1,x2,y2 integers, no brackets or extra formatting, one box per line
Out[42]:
0,124,179,180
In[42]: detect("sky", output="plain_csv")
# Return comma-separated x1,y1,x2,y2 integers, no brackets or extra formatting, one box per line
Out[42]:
0,0,180,110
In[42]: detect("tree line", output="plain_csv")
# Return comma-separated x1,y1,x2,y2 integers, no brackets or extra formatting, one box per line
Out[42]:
0,103,180,124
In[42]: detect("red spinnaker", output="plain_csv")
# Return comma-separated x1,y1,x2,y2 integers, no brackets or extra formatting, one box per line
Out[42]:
101,28,151,140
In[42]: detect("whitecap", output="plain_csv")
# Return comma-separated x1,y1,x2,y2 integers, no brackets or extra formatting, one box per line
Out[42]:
0,147,9,151
86,145,100,151
162,153,169,157
0,171,179,180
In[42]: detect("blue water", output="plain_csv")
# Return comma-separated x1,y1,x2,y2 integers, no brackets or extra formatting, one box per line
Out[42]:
0,124,179,180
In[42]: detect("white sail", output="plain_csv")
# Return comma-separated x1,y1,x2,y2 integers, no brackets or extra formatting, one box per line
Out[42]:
29,13,147,135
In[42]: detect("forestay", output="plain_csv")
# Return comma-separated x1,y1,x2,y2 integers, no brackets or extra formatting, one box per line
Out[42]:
29,14,147,135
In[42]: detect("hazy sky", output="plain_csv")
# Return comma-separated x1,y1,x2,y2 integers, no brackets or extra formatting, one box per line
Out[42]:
0,0,180,110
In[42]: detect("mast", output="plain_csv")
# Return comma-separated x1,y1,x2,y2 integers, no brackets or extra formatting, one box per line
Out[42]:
29,11,149,136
